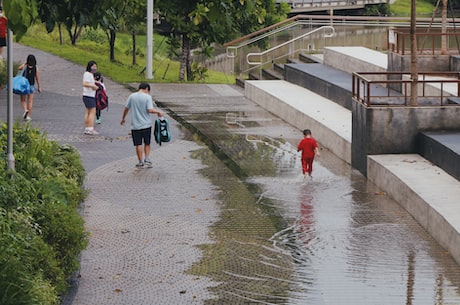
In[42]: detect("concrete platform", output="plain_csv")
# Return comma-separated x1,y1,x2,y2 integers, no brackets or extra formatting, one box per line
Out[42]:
244,79,352,164
323,46,388,73
418,131,460,181
367,154,460,265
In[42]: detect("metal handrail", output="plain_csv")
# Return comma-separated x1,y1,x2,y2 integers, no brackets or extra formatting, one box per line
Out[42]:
226,21,300,58
246,26,335,65
352,71,460,107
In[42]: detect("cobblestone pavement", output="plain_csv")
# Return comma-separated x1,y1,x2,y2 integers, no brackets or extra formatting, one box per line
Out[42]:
2,44,222,304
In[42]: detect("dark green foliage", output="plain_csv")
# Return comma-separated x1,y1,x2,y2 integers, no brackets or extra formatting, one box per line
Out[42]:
0,123,87,303
0,209,59,305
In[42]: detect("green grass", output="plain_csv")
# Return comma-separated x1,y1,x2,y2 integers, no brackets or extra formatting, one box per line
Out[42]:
20,24,235,84
390,0,436,17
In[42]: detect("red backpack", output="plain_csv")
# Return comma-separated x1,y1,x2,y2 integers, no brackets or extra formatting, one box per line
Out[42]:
95,83,108,111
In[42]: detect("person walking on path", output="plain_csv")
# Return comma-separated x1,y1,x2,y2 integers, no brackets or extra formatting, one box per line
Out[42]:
18,54,41,121
297,129,320,178
120,82,163,168
82,60,99,135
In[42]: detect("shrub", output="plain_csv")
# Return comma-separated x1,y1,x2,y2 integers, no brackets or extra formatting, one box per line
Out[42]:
0,123,88,300
0,208,59,305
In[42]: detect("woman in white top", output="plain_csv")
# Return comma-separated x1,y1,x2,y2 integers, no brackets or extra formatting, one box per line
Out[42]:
82,60,100,135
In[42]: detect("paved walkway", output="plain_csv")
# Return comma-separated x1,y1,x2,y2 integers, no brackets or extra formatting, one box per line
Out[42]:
2,44,221,304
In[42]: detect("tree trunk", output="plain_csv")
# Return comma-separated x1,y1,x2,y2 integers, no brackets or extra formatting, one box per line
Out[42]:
109,29,116,62
441,0,448,55
132,31,137,65
69,25,83,46
410,0,418,106
179,35,190,81
58,24,63,45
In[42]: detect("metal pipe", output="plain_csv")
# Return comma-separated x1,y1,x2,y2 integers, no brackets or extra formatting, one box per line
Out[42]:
7,28,14,171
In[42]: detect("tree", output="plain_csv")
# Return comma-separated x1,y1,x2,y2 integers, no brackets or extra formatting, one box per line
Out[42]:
3,0,38,41
38,0,98,45
123,0,147,65
156,0,289,81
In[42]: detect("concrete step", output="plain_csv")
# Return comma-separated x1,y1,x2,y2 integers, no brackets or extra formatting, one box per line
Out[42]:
261,68,283,80
284,63,354,110
418,131,460,181
273,63,284,75
368,154,460,266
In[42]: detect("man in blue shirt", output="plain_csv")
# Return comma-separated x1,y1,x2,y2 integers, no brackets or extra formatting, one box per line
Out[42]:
120,83,163,168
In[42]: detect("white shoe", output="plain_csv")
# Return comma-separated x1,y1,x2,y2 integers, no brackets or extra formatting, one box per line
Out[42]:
84,129,99,135
144,158,153,168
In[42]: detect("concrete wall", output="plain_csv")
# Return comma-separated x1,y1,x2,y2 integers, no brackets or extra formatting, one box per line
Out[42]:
352,101,460,175
388,52,451,73
450,55,460,71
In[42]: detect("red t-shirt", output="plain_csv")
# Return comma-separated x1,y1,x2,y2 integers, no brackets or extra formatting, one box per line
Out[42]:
297,137,318,159
0,16,7,38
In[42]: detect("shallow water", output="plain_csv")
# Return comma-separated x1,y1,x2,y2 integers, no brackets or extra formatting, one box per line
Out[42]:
158,88,460,305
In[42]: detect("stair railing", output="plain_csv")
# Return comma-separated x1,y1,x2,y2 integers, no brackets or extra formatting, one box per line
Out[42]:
244,26,335,79
247,25,335,65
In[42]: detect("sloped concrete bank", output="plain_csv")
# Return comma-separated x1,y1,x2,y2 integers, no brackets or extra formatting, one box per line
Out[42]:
244,79,460,266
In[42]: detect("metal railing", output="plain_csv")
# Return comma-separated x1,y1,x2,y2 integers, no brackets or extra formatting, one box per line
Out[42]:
246,26,335,65
220,15,459,78
352,71,460,107
388,29,460,55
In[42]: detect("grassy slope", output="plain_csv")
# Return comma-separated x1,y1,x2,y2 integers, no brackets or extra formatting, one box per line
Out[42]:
20,25,234,84
390,0,435,16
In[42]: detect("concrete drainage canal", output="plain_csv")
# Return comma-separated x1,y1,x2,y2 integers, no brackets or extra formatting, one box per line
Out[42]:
156,92,460,305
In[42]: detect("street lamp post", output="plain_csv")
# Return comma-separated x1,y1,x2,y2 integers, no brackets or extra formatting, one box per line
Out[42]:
146,0,153,79
6,27,14,170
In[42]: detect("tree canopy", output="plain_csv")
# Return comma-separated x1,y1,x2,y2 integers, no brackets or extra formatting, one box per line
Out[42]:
4,0,289,80
156,0,290,80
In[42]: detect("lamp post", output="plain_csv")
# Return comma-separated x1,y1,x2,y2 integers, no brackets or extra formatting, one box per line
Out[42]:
146,0,153,79
6,27,14,170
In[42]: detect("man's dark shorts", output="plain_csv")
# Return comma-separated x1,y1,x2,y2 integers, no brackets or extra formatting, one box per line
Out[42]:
132,127,152,146
0,37,6,47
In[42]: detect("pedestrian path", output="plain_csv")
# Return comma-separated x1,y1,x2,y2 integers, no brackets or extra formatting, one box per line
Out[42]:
4,43,222,304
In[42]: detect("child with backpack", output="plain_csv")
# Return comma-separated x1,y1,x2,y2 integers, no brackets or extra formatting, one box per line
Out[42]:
94,72,108,124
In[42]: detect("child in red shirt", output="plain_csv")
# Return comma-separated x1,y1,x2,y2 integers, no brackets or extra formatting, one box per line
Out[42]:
297,129,320,177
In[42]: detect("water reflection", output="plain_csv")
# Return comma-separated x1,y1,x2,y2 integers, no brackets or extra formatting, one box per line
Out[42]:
169,101,460,304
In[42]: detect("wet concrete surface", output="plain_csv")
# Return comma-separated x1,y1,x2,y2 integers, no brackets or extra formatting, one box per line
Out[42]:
153,83,460,304
3,42,460,304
